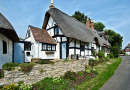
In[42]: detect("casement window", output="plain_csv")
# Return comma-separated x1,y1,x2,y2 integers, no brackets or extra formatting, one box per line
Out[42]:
24,42,31,51
80,45,85,51
3,40,7,54
54,26,59,35
42,43,56,51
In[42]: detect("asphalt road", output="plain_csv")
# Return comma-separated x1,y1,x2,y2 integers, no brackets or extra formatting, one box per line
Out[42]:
100,56,130,90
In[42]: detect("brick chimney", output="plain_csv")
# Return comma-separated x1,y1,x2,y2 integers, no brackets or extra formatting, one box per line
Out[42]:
86,18,89,28
90,19,94,30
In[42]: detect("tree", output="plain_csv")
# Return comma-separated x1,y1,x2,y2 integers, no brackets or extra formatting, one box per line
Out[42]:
104,29,123,49
72,11,88,24
94,22,105,31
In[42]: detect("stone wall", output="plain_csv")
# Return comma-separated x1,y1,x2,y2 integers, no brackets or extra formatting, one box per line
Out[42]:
0,59,88,85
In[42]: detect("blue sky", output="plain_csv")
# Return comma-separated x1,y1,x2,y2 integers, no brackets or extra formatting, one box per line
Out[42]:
0,0,130,49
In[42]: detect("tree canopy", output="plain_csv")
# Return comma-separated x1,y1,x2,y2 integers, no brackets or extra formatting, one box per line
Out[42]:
72,11,88,24
94,22,105,31
104,29,123,49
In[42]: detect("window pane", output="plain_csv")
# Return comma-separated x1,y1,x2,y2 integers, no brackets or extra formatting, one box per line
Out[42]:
3,40,7,54
47,45,51,51
80,45,85,51
52,45,56,51
24,42,31,51
42,44,46,50
54,27,58,35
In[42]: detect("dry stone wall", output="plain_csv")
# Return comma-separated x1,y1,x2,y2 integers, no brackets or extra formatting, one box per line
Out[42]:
0,59,88,85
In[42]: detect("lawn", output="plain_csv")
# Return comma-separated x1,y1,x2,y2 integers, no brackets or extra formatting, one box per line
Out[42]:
74,58,122,90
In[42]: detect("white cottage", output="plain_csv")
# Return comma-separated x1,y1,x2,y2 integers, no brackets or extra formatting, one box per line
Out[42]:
24,5,111,60
0,13,19,69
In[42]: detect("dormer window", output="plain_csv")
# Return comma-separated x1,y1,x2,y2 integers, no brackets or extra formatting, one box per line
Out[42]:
54,26,59,35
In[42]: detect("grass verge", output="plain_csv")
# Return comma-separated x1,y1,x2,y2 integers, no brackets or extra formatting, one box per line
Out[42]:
74,58,122,90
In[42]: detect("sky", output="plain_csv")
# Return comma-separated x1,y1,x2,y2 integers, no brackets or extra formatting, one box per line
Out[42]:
0,0,130,49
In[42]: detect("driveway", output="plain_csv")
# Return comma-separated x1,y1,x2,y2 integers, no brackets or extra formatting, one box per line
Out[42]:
100,56,130,90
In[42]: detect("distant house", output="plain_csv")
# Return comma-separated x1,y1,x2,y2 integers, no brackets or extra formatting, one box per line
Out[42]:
24,5,111,60
124,43,130,55
0,13,19,69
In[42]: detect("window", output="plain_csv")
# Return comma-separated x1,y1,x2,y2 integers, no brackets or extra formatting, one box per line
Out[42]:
24,42,31,51
3,40,7,54
80,45,85,51
42,43,56,51
54,26,59,35
27,30,30,37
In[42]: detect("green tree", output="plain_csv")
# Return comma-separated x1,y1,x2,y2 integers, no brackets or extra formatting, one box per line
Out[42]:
94,22,105,31
72,11,88,24
104,29,123,49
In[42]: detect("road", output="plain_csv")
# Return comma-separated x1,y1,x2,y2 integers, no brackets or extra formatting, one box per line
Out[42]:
100,56,130,90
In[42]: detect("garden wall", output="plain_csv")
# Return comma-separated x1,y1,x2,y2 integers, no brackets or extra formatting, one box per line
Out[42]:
0,59,88,85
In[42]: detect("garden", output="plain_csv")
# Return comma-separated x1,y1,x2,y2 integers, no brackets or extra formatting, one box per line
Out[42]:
0,50,122,90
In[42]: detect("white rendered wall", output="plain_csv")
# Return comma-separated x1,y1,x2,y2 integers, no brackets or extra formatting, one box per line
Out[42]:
0,33,13,69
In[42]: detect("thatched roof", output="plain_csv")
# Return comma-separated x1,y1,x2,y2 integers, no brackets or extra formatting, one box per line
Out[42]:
42,7,104,46
0,13,19,41
29,25,56,44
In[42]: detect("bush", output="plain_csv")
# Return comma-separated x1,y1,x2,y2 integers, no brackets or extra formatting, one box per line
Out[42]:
110,46,119,58
77,71,83,76
86,69,91,74
2,63,19,71
64,71,76,81
95,58,99,62
97,50,105,59
38,60,54,64
0,70,4,78
19,62,35,73
108,53,114,58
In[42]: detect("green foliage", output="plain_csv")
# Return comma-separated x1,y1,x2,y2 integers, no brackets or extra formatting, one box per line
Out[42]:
91,70,98,75
89,59,94,65
111,46,119,58
38,60,54,64
0,83,17,90
39,69,43,74
92,51,97,58
95,58,99,62
108,53,114,58
94,22,105,31
52,77,61,85
63,59,69,62
72,11,88,24
86,69,91,74
64,71,76,81
85,64,91,70
0,85,3,89
0,70,4,78
97,50,105,59
2,63,19,71
19,62,35,73
85,76,90,81
34,77,70,90
20,83,33,90
105,29,123,49
18,81,24,86
77,71,83,76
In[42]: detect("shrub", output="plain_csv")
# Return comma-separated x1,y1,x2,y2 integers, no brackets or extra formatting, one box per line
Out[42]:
38,60,54,64
86,69,91,74
64,71,76,81
97,50,105,59
77,71,83,76
110,46,119,58
2,63,19,71
52,77,61,85
63,59,69,62
95,58,99,62
20,83,33,90
108,53,114,58
85,76,90,81
0,70,4,78
105,57,110,60
91,70,98,75
0,83,17,90
19,62,35,73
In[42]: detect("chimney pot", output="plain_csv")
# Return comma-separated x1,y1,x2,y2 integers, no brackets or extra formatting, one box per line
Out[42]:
86,18,89,28
90,19,94,30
